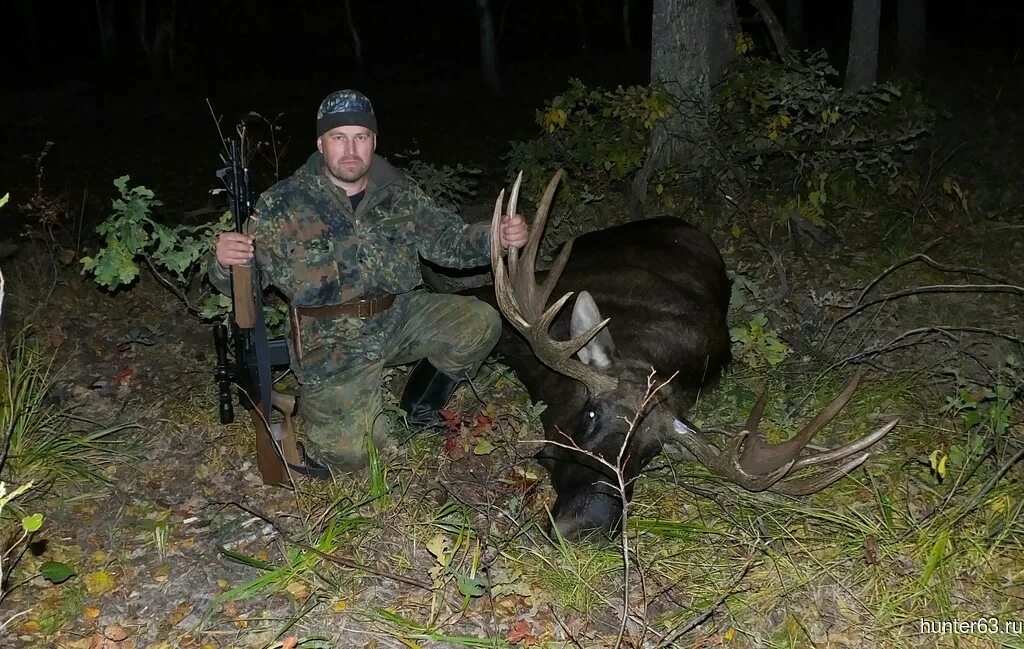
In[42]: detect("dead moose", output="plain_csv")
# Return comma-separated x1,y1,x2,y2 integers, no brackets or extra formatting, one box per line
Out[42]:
472,171,898,539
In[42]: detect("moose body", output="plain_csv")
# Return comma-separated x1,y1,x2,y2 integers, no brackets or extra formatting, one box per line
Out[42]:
467,216,732,537
462,171,897,539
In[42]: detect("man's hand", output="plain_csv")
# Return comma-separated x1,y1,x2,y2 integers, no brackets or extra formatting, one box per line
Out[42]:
499,214,529,250
216,232,255,269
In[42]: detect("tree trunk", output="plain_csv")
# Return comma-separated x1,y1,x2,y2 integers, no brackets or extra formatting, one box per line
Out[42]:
151,0,177,77
897,0,926,77
622,0,633,53
785,0,804,49
649,0,735,153
343,0,364,79
632,0,736,217
573,0,590,53
95,0,117,66
475,0,502,95
844,0,881,95
707,0,738,80
751,0,792,62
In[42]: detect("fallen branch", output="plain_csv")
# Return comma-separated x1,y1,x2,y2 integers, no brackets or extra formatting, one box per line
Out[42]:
826,283,1024,342
849,253,1014,309
655,554,756,648
825,326,1024,374
948,445,1024,529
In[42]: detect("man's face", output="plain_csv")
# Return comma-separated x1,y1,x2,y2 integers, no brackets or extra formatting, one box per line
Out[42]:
317,125,376,184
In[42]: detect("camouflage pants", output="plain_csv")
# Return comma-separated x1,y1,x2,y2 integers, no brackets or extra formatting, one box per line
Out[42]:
297,291,501,472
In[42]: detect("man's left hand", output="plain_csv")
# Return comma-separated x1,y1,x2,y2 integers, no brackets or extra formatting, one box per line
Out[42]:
500,214,529,250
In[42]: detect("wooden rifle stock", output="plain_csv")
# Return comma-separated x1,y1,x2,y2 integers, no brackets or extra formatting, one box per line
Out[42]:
231,264,257,329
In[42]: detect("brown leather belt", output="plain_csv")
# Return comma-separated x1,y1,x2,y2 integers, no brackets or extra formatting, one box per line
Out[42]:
289,294,397,367
294,294,396,320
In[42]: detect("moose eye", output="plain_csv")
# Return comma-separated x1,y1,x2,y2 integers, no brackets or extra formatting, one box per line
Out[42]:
581,409,598,435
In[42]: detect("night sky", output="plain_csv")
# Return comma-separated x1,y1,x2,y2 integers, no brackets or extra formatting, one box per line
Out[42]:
2,0,1021,213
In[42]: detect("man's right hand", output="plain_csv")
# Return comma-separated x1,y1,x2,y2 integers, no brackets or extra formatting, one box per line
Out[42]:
216,232,255,269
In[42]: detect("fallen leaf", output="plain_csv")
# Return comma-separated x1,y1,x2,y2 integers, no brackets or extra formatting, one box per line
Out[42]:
40,561,76,583
507,619,534,645
113,366,135,385
150,563,171,582
440,408,463,433
104,624,129,642
282,638,299,649
84,606,101,619
20,620,41,634
285,580,311,600
426,534,449,563
221,601,239,618
164,602,192,627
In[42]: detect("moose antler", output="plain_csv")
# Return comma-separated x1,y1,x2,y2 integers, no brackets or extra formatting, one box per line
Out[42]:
671,369,898,495
490,170,619,395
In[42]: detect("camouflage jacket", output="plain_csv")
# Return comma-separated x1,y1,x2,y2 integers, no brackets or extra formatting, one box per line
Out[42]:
208,152,493,382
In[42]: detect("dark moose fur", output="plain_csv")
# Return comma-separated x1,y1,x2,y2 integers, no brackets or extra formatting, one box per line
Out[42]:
467,216,731,538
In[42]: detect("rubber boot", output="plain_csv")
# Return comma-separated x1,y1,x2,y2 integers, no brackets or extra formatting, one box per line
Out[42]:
400,359,463,427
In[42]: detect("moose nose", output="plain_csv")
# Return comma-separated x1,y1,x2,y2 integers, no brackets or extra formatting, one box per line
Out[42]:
551,489,622,541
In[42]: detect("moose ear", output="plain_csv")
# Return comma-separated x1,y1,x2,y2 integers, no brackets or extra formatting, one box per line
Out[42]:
570,290,616,369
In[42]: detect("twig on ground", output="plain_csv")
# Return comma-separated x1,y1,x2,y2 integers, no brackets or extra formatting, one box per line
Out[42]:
655,554,756,648
824,326,1024,375
521,369,676,649
548,604,586,649
849,253,1014,309
0,607,32,633
948,445,1024,529
825,283,1024,342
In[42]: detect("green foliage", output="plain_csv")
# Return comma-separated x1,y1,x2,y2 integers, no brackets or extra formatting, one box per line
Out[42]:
0,330,103,611
0,480,46,605
1,329,136,485
506,79,673,244
39,561,76,584
716,51,933,224
396,153,482,211
81,175,232,294
928,357,1023,483
941,357,1020,437
507,50,933,240
729,313,791,368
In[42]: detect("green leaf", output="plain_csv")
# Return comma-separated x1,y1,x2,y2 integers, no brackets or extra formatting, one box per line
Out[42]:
473,440,495,455
40,561,76,584
22,513,43,533
920,529,949,587
455,573,486,598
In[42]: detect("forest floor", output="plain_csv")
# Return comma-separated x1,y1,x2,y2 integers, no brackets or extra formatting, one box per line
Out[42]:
1,52,1023,649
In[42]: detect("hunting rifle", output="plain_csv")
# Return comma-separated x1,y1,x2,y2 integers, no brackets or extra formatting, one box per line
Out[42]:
212,141,302,485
